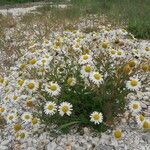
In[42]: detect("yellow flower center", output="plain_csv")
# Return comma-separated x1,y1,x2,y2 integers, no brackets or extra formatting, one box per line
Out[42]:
67,78,73,85
62,106,69,113
75,44,80,48
29,59,37,65
141,64,149,71
24,115,30,120
32,118,38,125
117,51,122,55
102,42,108,48
28,83,35,89
84,66,91,72
94,73,101,80
111,50,116,54
0,107,5,113
20,133,25,139
4,97,8,101
93,114,100,120
13,124,22,131
20,64,26,69
56,41,61,47
139,115,145,122
18,80,24,86
45,55,49,58
9,115,14,120
42,59,46,63
39,68,45,72
31,49,35,53
13,95,18,101
130,80,138,86
26,100,33,107
15,133,20,138
50,85,57,91
145,47,150,51
44,40,49,44
83,47,89,54
83,55,88,60
143,121,150,129
114,130,122,139
48,105,54,110
0,77,4,83
128,60,136,67
133,104,139,109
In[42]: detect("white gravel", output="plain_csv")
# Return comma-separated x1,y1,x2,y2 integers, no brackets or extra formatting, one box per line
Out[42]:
0,6,40,16
0,123,150,150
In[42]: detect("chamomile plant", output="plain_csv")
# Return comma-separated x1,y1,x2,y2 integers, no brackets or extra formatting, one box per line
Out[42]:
0,29,149,142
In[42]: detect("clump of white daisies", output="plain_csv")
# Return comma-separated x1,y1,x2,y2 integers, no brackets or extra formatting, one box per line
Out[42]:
0,28,150,144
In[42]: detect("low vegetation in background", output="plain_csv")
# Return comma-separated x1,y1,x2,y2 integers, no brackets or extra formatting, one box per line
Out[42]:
0,0,40,6
70,0,150,39
0,0,149,39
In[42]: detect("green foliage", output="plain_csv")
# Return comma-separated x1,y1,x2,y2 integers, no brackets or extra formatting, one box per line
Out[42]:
0,0,40,5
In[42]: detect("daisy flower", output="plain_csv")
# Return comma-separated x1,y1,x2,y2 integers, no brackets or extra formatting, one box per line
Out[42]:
58,102,73,116
129,101,141,114
0,76,4,85
31,117,40,126
38,57,52,67
135,114,145,125
142,119,150,129
45,82,61,96
128,60,137,68
17,79,25,88
79,54,92,65
101,41,109,49
44,101,57,115
81,65,93,77
141,46,150,57
13,124,22,132
116,50,125,58
17,130,28,140
72,43,81,52
28,58,38,68
10,94,20,103
25,80,39,93
113,129,122,140
0,105,6,115
109,49,117,58
43,39,51,47
141,64,149,72
89,72,103,85
67,77,76,86
126,77,141,91
26,98,34,108
21,112,32,122
6,113,17,123
90,111,103,124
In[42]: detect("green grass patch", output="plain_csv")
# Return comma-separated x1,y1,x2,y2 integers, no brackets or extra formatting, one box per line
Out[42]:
0,0,41,6
70,0,150,39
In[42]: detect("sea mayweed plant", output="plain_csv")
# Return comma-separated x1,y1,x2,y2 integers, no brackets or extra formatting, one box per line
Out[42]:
0,29,150,141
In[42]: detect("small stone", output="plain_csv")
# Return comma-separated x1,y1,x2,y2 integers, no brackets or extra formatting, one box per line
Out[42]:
46,142,57,150
83,127,90,135
27,147,36,150
95,144,115,150
65,145,72,150
142,134,150,144
1,140,10,145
